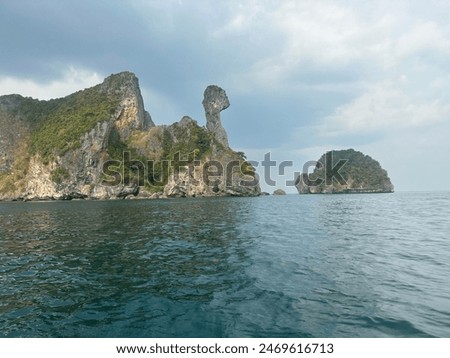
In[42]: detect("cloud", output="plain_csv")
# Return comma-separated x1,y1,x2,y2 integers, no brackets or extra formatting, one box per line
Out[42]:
220,0,450,94
228,0,390,89
211,0,269,37
395,21,450,62
0,67,103,100
318,80,450,136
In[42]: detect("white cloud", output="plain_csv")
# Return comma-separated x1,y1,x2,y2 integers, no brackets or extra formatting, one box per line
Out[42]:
396,21,450,61
236,0,394,87
319,80,450,136
273,1,366,64
211,0,269,37
0,67,103,100
217,0,450,93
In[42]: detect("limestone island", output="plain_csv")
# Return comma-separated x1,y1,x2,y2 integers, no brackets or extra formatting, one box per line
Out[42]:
0,72,260,201
295,149,394,194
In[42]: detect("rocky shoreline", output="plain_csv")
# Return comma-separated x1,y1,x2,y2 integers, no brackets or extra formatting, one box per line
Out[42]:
0,72,260,201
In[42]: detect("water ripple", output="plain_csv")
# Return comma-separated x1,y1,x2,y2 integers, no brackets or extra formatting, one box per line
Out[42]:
1,193,450,337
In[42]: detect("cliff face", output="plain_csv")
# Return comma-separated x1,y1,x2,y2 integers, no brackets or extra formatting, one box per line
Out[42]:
0,72,260,200
0,95,32,174
295,149,394,194
203,85,230,148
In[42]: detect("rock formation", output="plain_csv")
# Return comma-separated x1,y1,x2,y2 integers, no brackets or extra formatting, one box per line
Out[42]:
0,72,260,200
273,189,286,195
203,85,230,148
295,149,394,194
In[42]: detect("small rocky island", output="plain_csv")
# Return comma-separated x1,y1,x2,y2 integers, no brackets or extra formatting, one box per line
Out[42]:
295,149,394,194
0,72,260,200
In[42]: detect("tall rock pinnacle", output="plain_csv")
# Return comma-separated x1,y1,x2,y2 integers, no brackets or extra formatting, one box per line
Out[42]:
202,85,230,148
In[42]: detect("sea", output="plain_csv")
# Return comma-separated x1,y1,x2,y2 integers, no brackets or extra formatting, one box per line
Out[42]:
0,192,449,338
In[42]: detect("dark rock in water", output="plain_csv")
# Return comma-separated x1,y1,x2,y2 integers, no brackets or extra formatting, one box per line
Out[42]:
260,192,270,196
273,189,286,195
117,185,139,199
60,192,88,200
295,149,394,194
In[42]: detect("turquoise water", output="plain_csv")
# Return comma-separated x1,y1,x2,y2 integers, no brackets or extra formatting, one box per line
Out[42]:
0,192,449,337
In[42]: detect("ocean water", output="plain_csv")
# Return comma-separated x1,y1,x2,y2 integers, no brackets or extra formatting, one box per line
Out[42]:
0,192,449,338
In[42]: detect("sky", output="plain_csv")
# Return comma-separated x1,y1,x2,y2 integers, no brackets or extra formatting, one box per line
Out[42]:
1,0,450,192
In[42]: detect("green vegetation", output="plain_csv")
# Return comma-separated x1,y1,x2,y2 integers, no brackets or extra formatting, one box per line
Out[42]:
241,161,256,176
0,140,30,195
51,167,70,184
102,118,253,192
6,95,55,123
26,85,120,162
105,127,167,191
309,149,393,192
162,121,213,161
0,173,16,194
0,72,257,198
107,126,129,162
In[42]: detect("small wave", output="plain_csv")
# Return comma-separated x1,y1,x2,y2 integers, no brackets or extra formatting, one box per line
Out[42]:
360,316,435,337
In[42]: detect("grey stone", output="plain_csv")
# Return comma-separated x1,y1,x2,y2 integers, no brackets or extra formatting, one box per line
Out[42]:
203,85,230,148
